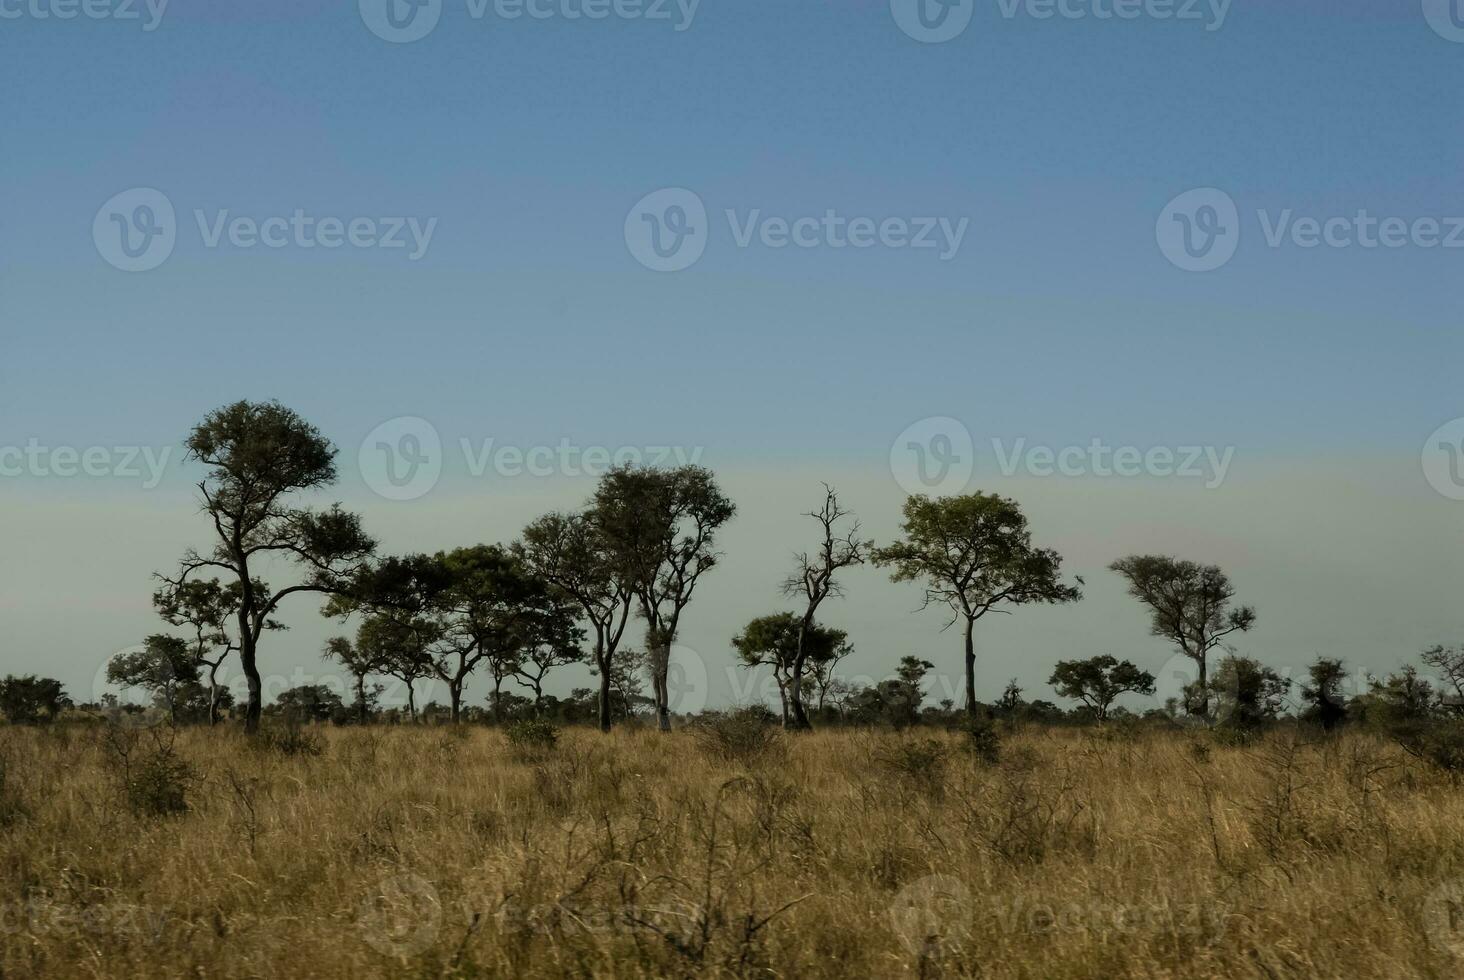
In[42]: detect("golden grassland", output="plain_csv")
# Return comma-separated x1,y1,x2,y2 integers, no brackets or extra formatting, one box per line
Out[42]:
1,722,1463,979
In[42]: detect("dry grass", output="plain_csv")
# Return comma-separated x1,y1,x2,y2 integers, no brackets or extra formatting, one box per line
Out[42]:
1,722,1463,978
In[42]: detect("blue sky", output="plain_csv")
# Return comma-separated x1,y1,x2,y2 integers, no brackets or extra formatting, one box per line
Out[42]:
2,0,1462,710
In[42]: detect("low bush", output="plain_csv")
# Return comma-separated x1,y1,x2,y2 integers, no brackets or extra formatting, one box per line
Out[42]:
690,707,787,767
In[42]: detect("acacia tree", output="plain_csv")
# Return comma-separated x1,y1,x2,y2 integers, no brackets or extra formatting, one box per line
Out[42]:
160,401,375,733
518,512,635,732
1048,655,1156,721
512,600,586,711
323,635,385,724
781,485,870,730
732,612,847,726
356,612,437,722
1108,555,1256,720
107,635,200,724
348,546,553,723
593,464,735,731
153,577,265,726
872,493,1082,718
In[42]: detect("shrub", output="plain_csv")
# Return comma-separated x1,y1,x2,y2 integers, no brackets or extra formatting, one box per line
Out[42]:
506,719,560,755
960,717,1002,765
876,737,949,792
1392,720,1464,778
257,722,324,758
104,726,196,817
690,707,786,767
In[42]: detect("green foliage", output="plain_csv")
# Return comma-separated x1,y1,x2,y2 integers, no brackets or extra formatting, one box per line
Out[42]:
107,635,201,720
873,494,1082,617
506,719,560,755
0,675,71,724
1048,655,1156,721
960,716,1002,764
1209,656,1292,731
1299,657,1349,731
271,685,347,725
257,722,325,758
104,726,197,817
690,707,786,767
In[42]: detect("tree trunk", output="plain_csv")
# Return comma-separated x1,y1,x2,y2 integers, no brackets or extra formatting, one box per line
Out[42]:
207,662,221,727
357,675,368,724
597,649,612,733
650,637,671,732
788,619,813,731
406,681,417,722
963,617,977,718
1196,652,1210,720
449,681,462,724
240,627,262,734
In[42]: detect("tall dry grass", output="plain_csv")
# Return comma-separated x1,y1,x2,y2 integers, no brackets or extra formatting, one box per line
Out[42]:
0,721,1462,978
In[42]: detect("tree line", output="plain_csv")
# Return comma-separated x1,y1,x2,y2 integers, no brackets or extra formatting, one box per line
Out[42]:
4,400,1458,738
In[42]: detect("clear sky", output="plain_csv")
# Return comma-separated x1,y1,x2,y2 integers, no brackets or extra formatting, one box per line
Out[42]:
2,0,1461,713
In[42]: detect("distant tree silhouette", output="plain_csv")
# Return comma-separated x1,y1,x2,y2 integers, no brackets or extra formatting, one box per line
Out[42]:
160,401,375,733
592,464,735,731
1048,655,1156,721
781,485,870,730
1299,657,1349,731
107,635,200,724
1209,655,1291,729
1109,555,1255,721
873,493,1082,718
518,511,637,732
732,612,846,726
0,675,71,724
